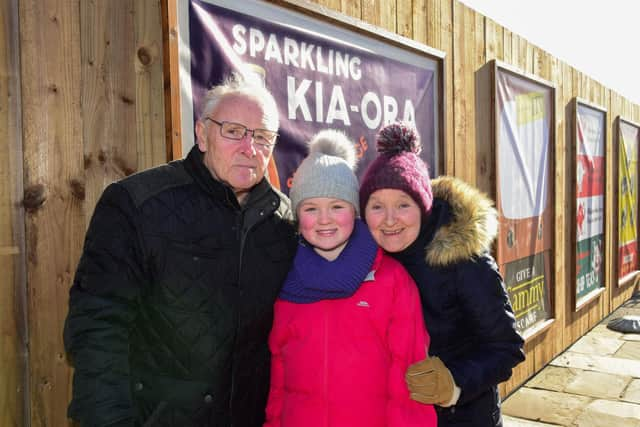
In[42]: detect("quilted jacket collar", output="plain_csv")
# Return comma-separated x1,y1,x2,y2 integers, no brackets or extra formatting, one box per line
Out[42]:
185,145,272,210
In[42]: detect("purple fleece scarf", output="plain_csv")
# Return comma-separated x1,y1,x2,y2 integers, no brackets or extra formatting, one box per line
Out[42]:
279,220,378,303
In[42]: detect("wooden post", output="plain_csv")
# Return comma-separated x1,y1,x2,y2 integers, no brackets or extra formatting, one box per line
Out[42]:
19,0,84,424
1,0,28,425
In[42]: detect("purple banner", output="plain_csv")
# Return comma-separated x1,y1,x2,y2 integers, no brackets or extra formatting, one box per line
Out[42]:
179,0,439,193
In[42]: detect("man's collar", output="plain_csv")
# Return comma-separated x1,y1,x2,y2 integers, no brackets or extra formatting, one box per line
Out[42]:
184,145,273,209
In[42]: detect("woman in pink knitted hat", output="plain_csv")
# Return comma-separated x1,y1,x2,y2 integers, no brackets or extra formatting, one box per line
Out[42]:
360,122,525,427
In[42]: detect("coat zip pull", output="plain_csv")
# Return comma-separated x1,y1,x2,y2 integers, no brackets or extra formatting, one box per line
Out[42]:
323,304,329,427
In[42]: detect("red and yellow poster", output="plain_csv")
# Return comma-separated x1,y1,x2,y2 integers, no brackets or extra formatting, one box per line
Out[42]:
618,120,640,280
575,103,606,304
495,65,553,337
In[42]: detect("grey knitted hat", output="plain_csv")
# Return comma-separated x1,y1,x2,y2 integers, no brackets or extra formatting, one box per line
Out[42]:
290,129,359,218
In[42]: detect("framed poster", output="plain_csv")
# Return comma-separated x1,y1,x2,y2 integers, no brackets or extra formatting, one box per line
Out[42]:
616,117,640,286
492,60,555,339
572,99,607,310
168,0,444,193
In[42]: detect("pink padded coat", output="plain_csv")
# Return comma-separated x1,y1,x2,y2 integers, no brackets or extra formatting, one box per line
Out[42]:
264,249,437,427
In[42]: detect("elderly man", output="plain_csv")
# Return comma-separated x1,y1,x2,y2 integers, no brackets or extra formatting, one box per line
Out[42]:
64,74,297,426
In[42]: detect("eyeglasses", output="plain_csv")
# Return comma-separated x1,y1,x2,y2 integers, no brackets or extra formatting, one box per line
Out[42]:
205,118,278,148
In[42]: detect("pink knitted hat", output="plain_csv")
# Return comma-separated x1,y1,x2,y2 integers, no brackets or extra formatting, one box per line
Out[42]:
359,121,433,218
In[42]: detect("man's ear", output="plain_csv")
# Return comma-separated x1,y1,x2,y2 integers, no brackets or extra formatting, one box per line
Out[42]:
195,120,207,152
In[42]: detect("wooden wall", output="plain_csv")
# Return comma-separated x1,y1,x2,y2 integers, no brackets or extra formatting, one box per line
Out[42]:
2,1,167,426
1,0,638,425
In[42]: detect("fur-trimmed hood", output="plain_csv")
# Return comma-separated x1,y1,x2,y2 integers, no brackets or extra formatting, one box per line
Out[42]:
425,176,498,267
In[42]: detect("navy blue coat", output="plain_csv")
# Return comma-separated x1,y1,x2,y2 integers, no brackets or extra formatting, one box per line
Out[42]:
392,177,525,427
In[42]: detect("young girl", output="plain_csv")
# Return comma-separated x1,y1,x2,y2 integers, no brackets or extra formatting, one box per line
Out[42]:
264,130,437,427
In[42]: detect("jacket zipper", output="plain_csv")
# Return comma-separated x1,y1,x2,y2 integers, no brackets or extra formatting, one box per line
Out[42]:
229,211,242,421
323,304,329,427
231,199,273,418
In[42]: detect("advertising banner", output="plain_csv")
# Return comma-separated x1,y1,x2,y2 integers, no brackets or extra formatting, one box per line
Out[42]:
176,0,441,193
575,102,606,304
503,252,552,334
495,64,554,337
618,119,640,279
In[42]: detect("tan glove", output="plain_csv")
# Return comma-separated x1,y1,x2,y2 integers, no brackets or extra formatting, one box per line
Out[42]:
405,356,455,405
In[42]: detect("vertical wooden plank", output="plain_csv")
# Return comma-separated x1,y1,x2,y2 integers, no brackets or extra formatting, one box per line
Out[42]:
396,0,412,38
623,95,632,118
566,66,582,343
524,39,534,74
451,0,464,178
316,0,342,11
452,1,478,183
472,12,491,193
412,0,428,44
502,28,512,65
81,0,137,219
485,18,503,62
532,46,550,81
582,74,591,104
135,0,167,170
426,0,441,49
550,56,566,356
533,52,560,372
610,90,636,309
602,87,612,317
518,36,529,73
163,0,182,159
593,81,603,106
340,0,362,19
609,89,621,309
475,16,496,195
0,0,27,425
530,48,557,373
19,0,84,425
474,12,484,66
426,0,454,175
560,61,573,351
510,34,520,69
361,0,395,32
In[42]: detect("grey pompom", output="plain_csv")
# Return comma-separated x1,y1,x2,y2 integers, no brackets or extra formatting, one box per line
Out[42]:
308,129,357,170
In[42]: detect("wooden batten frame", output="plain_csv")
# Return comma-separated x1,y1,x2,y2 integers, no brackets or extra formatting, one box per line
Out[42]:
491,59,557,342
571,97,608,311
162,0,447,176
163,0,183,161
614,116,640,288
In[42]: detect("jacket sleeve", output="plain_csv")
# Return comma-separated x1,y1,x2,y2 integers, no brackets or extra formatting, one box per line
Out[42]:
63,183,145,427
446,255,525,405
386,266,438,427
263,300,287,427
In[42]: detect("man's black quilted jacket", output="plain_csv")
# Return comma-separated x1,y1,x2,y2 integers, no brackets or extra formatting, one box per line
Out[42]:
64,146,297,426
